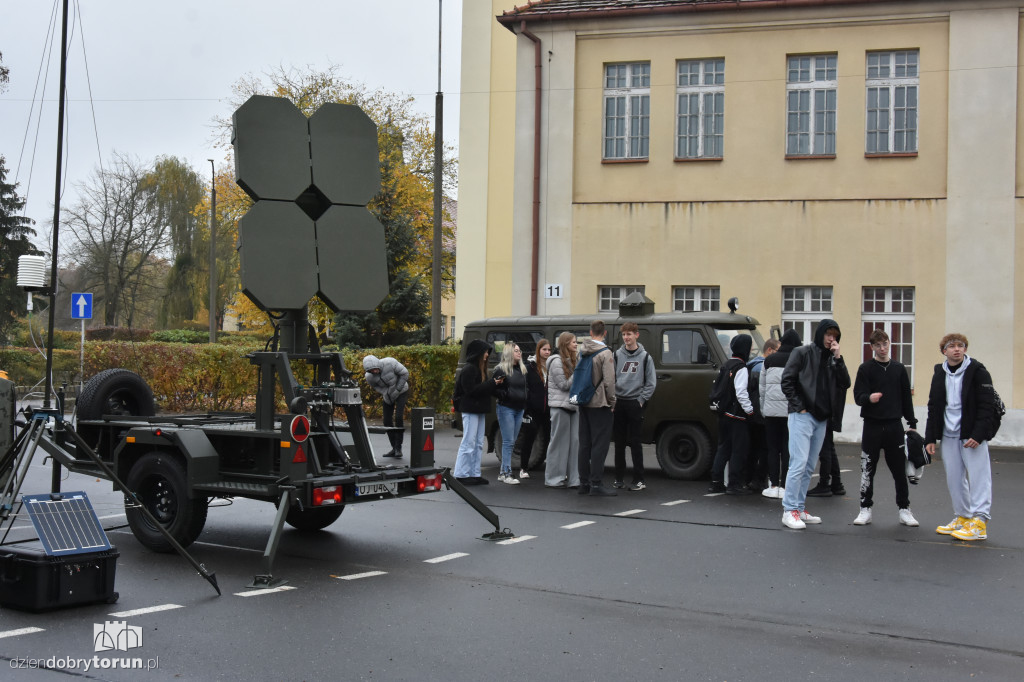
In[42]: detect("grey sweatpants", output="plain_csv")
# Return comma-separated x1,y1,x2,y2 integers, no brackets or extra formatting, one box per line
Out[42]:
545,407,580,487
941,435,993,520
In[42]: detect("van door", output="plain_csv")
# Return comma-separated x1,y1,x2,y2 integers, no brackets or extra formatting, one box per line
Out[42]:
643,327,719,443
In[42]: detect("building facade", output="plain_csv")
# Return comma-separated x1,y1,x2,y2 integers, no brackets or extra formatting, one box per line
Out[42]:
456,0,1024,433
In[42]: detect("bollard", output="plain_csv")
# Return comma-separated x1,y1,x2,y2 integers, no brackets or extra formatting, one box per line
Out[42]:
410,407,435,468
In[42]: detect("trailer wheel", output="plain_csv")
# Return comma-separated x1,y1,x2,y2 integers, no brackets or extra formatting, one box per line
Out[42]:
125,453,208,552
285,505,344,531
77,369,156,420
656,423,713,480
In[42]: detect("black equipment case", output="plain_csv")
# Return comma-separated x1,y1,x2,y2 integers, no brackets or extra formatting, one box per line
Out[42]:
0,543,119,612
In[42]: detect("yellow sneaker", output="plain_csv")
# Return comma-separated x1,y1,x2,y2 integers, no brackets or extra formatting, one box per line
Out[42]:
951,517,987,541
936,516,969,535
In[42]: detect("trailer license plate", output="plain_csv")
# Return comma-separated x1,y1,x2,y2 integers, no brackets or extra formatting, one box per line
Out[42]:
356,482,398,497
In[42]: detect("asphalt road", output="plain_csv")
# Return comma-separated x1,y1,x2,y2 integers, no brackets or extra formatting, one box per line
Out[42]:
1,424,1021,681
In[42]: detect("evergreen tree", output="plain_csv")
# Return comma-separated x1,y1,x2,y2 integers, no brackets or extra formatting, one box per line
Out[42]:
0,155,41,343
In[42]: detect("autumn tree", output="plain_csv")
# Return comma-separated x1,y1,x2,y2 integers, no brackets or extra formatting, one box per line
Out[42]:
0,155,41,342
62,153,172,326
191,163,246,331
216,65,456,344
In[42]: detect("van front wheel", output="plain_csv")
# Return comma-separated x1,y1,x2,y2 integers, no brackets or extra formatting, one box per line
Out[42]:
656,424,713,480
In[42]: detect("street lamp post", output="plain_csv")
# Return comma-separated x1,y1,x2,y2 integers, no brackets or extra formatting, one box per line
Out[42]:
431,0,444,345
208,159,217,343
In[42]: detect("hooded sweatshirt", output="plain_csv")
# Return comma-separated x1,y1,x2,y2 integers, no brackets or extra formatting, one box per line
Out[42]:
760,328,801,418
725,334,754,419
457,339,498,414
614,342,656,404
781,319,851,430
579,338,616,409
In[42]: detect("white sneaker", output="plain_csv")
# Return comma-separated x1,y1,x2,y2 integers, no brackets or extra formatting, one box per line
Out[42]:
800,510,822,525
782,510,806,529
501,473,520,485
519,469,530,479
761,485,781,499
899,508,919,527
853,508,872,525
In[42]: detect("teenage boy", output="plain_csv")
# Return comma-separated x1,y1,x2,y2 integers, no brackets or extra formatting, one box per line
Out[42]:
578,320,617,497
924,334,999,541
363,355,410,458
780,319,850,529
708,334,755,495
851,329,919,527
613,322,657,491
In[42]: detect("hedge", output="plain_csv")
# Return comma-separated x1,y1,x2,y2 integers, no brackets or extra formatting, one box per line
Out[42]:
0,341,460,418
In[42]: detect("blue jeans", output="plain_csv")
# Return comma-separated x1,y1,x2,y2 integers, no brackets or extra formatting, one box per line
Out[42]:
783,412,828,512
496,404,524,474
454,412,486,478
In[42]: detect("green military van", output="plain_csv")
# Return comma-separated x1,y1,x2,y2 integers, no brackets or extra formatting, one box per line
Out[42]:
456,295,766,480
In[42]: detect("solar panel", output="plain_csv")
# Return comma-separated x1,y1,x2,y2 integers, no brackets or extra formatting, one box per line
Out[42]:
21,491,112,556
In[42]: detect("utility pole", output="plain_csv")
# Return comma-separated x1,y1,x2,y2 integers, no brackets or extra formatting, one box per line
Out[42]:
208,159,217,343
431,0,444,345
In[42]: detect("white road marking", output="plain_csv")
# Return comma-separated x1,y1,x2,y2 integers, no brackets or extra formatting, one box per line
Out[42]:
334,571,388,580
108,604,183,617
661,500,691,506
0,627,44,639
704,492,725,497
614,509,645,517
497,535,536,545
234,585,298,597
561,521,595,529
424,552,469,564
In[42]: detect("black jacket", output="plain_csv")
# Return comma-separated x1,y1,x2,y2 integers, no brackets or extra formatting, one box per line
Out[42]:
854,358,917,427
924,358,998,445
458,339,498,414
493,364,528,411
781,319,851,431
523,360,547,415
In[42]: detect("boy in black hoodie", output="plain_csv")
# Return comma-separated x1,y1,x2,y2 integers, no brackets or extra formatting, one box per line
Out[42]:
708,334,755,495
851,329,919,527
780,319,851,529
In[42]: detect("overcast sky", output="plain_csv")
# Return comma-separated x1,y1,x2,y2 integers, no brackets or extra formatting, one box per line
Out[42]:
0,0,463,237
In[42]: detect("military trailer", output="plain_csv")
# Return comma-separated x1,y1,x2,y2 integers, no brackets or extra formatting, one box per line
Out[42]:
457,295,766,480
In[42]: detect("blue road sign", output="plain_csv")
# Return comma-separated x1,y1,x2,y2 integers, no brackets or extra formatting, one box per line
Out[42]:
71,292,93,320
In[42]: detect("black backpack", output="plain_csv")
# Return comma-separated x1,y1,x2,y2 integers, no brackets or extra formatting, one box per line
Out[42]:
709,359,745,413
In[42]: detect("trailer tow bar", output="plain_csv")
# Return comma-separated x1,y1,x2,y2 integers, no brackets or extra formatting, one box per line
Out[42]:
441,469,514,541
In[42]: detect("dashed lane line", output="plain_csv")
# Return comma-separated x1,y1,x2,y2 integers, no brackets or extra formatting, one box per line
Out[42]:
497,535,536,545
661,500,691,506
234,585,298,597
334,571,388,581
109,604,184,617
424,552,469,564
0,627,44,639
561,521,596,529
614,509,646,517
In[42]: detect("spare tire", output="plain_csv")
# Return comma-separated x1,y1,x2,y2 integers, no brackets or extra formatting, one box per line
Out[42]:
77,369,156,420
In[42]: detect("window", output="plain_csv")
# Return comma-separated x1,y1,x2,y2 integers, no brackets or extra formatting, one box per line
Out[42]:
440,315,448,340
485,331,543,361
866,50,918,154
786,55,837,156
598,285,645,313
781,286,833,345
450,316,455,341
604,63,651,159
661,329,710,365
676,59,725,159
673,286,720,312
862,287,915,380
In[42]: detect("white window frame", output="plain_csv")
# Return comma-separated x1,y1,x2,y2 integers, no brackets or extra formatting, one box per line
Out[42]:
862,287,915,383
450,316,455,341
673,286,720,312
598,285,645,313
781,286,833,345
865,50,919,154
604,63,651,160
786,54,838,156
676,59,725,159
440,315,447,340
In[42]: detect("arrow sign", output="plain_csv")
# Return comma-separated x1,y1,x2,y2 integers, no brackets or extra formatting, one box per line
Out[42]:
71,292,93,320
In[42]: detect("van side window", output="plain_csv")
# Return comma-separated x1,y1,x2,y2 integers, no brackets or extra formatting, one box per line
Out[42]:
486,331,543,360
661,329,709,365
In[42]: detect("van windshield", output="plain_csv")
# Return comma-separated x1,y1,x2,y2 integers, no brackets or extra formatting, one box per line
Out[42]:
713,327,766,361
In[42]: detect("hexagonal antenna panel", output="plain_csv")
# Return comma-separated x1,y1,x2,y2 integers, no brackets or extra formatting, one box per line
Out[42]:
309,103,381,206
233,95,312,202
238,202,319,311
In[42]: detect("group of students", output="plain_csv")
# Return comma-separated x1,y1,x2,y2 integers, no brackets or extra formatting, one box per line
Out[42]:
452,320,656,496
709,319,998,541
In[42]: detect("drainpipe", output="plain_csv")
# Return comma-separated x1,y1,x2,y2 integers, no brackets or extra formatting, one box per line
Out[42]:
520,21,542,315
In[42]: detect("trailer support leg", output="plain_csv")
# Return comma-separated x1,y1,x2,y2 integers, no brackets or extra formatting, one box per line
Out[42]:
441,469,514,541
248,487,292,589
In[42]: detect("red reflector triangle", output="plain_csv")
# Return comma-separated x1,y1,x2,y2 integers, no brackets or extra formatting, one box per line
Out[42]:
292,445,307,463
423,435,434,452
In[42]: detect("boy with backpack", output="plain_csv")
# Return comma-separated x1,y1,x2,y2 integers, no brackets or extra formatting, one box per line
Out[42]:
574,320,617,497
707,334,755,495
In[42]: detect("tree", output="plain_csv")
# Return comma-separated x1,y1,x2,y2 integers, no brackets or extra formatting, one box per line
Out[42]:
62,153,172,327
216,65,456,344
0,155,41,342
0,51,9,93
